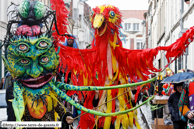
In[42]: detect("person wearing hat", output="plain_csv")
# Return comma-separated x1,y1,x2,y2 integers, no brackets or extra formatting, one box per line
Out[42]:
63,34,78,48
57,34,79,82
178,80,194,129
168,82,187,129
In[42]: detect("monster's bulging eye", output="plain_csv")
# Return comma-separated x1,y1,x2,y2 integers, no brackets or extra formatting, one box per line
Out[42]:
109,11,115,19
18,44,29,52
20,59,29,64
40,57,49,64
18,1,30,18
39,41,48,48
34,1,46,20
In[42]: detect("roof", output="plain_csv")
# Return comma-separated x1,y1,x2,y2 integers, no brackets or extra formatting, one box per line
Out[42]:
120,10,147,20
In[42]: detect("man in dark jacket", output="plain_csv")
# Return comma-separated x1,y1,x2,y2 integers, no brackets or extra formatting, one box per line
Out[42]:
168,82,187,129
148,74,163,120
6,85,16,121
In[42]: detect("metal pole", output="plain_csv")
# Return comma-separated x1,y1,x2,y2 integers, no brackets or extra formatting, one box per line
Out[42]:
0,40,2,80
181,0,184,30
77,0,80,38
185,51,188,72
181,0,184,71
180,0,189,72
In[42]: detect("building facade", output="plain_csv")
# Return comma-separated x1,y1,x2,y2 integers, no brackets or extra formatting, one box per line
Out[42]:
71,0,92,49
146,0,194,73
119,10,147,50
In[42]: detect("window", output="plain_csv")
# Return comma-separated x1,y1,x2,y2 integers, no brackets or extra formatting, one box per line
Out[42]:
133,23,139,31
125,23,131,31
158,59,161,69
136,39,143,49
137,42,141,49
178,56,182,70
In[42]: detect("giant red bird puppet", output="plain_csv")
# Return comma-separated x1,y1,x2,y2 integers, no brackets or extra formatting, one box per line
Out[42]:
51,1,194,129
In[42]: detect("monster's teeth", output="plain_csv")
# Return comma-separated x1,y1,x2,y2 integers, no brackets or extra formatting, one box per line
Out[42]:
20,73,53,88
22,73,52,82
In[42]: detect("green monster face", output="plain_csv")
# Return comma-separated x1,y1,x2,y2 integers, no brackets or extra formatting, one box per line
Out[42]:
3,35,59,88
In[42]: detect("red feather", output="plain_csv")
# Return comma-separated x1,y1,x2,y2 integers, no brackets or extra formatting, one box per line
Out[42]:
50,0,69,43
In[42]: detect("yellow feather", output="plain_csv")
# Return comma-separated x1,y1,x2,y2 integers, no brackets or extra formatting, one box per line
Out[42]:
46,95,53,112
83,74,88,86
50,91,66,113
103,90,112,129
54,111,58,129
117,88,129,129
128,112,134,128
115,116,121,129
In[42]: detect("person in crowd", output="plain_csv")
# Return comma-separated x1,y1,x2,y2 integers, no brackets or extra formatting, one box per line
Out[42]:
128,78,143,107
54,97,74,129
142,84,149,102
148,73,156,96
148,73,164,121
178,80,194,129
62,113,74,129
92,80,117,129
63,34,78,48
168,82,187,129
163,68,174,123
0,77,4,89
57,34,78,83
72,93,84,123
5,76,16,121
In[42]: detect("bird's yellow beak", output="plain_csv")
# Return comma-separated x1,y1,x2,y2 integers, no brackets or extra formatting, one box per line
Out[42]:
93,14,104,28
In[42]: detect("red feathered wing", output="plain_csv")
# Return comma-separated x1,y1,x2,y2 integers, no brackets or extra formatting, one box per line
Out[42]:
58,43,101,86
115,26,194,82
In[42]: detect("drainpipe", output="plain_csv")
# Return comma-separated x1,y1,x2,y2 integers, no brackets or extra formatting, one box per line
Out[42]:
0,40,2,79
181,0,184,71
175,0,184,73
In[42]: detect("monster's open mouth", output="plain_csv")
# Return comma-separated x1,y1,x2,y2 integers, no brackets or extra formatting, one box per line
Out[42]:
96,22,107,36
20,73,53,88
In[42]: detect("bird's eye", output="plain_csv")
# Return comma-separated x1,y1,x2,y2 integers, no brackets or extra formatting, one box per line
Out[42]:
18,44,29,52
40,56,49,64
39,41,48,48
109,11,115,19
20,59,29,64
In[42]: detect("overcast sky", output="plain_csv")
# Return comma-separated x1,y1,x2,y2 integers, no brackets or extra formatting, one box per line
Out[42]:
85,0,148,10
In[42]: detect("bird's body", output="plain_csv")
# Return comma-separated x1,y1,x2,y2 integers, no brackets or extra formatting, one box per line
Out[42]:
57,4,194,129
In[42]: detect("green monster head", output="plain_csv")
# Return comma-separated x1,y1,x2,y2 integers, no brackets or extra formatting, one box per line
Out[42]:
2,33,59,88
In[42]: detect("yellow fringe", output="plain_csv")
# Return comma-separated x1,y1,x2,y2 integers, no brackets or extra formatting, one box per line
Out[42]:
103,90,112,129
115,116,121,129
49,91,66,113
